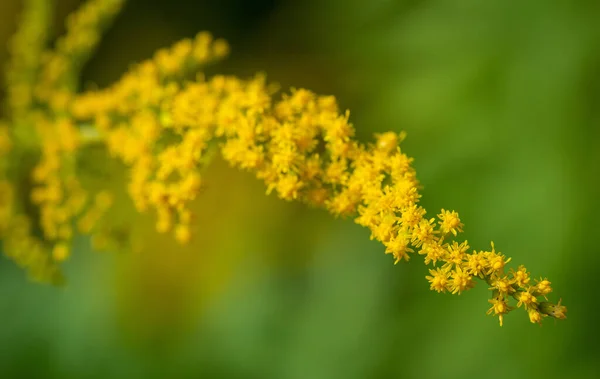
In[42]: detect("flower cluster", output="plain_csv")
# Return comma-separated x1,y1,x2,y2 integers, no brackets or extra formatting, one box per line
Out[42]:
0,0,566,325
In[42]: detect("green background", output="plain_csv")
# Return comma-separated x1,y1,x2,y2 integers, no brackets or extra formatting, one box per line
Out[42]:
1,0,599,378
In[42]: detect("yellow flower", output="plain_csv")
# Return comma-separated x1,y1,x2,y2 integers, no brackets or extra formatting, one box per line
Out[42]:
510,265,530,288
487,297,511,326
449,266,474,295
534,278,552,297
489,276,515,295
419,242,445,266
516,289,538,309
52,243,70,262
175,224,192,245
528,309,542,325
384,232,413,264
443,240,469,268
426,267,450,293
465,252,487,278
411,218,437,248
399,203,425,229
438,209,463,236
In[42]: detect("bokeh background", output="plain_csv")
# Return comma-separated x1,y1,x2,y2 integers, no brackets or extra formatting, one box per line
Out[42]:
1,0,599,378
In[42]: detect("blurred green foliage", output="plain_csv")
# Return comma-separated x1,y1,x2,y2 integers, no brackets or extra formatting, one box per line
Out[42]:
1,0,599,378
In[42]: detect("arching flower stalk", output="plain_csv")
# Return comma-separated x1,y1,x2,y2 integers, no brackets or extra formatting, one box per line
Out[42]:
0,0,566,326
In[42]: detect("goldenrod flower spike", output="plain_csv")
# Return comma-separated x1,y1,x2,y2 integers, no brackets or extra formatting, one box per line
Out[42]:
0,0,566,326
36,0,126,106
4,0,52,118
